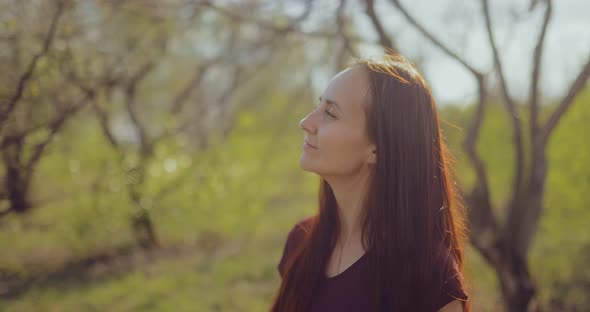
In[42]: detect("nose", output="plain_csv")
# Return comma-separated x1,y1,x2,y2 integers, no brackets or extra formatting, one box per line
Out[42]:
299,112,316,134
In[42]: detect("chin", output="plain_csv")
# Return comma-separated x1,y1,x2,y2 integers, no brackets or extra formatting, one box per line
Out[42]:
299,156,319,173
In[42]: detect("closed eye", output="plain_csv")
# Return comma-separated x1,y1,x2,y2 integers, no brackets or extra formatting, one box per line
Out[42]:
324,109,336,118
316,97,338,119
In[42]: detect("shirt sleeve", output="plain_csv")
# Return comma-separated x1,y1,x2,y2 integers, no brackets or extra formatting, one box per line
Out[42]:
277,217,313,278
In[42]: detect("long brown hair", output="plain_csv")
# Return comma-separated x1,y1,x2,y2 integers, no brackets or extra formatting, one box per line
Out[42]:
271,54,470,311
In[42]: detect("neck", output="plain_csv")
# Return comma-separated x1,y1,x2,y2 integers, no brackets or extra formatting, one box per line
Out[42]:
324,167,371,245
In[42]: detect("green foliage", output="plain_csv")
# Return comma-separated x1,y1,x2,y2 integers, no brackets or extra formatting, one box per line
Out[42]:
532,88,590,309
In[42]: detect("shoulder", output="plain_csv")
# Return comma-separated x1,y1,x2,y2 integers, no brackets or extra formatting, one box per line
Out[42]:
434,247,468,310
277,216,315,277
288,215,316,246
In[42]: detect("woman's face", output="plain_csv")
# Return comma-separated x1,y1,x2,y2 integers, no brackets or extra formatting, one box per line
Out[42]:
299,66,376,177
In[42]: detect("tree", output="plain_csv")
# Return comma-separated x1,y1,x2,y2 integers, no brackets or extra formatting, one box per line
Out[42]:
55,0,317,248
361,0,590,310
0,0,93,217
0,0,335,252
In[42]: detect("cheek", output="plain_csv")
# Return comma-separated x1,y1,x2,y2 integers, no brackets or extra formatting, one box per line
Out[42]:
320,127,368,163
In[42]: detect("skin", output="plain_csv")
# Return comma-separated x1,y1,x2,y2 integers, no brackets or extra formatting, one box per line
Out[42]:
298,65,375,277
298,66,464,311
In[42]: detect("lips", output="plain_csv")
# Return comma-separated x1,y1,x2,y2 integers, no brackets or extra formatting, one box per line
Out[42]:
304,140,317,149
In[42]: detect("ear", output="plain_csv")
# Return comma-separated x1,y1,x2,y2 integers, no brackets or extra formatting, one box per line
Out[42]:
367,145,377,165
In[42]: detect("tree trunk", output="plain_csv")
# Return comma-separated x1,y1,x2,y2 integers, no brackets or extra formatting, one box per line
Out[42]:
496,253,537,312
467,179,544,312
2,145,32,214
127,164,158,249
131,208,158,249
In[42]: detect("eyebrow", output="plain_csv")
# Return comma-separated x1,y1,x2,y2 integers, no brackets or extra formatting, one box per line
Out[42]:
318,96,342,112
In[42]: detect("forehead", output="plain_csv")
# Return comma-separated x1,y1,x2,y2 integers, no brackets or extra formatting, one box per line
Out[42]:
322,66,370,113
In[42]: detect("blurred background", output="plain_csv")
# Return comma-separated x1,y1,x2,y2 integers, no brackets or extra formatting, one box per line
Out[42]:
0,0,589,311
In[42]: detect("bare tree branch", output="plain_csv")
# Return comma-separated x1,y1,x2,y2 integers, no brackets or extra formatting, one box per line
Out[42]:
293,0,314,24
482,0,525,217
59,49,122,150
170,57,220,115
461,76,500,256
389,0,480,76
335,0,358,67
90,97,120,149
529,0,552,134
24,92,93,176
364,0,397,52
123,61,158,155
1,120,65,150
540,54,590,144
218,65,245,137
200,0,366,43
1,1,66,128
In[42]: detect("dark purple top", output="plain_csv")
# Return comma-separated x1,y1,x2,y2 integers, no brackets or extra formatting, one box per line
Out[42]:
277,217,468,311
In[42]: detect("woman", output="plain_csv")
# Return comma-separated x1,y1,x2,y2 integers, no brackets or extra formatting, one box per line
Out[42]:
271,54,470,312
